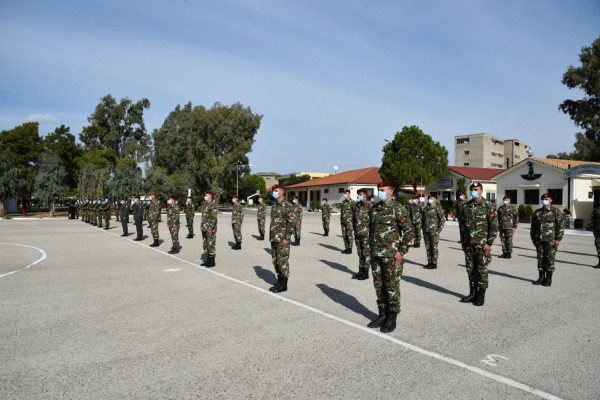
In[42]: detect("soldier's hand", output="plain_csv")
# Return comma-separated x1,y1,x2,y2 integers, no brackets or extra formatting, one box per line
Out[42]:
283,239,289,249
394,252,403,267
483,243,491,257
554,240,560,249
435,231,439,237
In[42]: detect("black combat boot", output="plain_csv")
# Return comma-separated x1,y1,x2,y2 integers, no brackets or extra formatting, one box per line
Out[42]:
505,252,511,259
206,256,215,268
594,263,600,269
352,268,362,279
269,276,282,292
367,308,387,328
272,277,288,293
150,239,159,247
380,312,398,333
236,242,242,250
542,271,553,287
259,234,264,241
134,236,143,241
499,252,506,258
413,243,420,248
168,246,180,254
295,239,300,246
460,285,477,303
473,287,486,306
430,263,437,269
532,270,545,285
324,230,329,237
357,268,369,281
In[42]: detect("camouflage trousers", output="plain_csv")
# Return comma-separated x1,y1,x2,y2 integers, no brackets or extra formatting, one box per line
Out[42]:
412,222,422,245
169,223,180,248
463,245,491,288
186,216,194,236
423,231,439,264
232,223,242,243
322,217,329,234
354,235,371,269
371,256,403,314
271,241,290,278
202,230,216,256
458,221,466,243
293,221,302,241
499,229,514,253
257,218,265,236
341,222,353,249
150,219,159,239
97,214,102,227
104,212,110,228
121,220,128,235
535,241,558,272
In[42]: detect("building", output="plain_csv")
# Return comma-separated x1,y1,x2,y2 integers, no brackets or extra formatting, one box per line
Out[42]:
256,172,280,189
426,166,501,202
276,172,331,187
455,133,529,169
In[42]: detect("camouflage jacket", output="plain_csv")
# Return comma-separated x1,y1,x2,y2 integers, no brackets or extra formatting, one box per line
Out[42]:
531,207,564,243
463,198,498,247
269,199,295,243
409,203,422,226
257,202,267,220
321,204,332,219
185,203,195,219
456,199,466,223
143,201,150,215
370,199,414,258
119,203,129,220
591,207,600,236
149,200,161,221
201,200,218,232
293,202,303,223
340,198,356,225
497,204,518,230
353,200,372,237
167,203,180,226
232,202,244,224
422,204,445,233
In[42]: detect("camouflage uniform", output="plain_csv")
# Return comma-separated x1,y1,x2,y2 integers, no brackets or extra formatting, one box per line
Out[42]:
497,204,518,255
409,202,422,246
120,201,129,235
353,200,372,272
340,197,356,251
270,199,295,279
149,200,161,240
231,201,244,245
456,198,466,242
422,203,445,266
462,198,498,289
321,202,332,235
185,201,195,237
201,200,218,257
167,202,181,250
103,200,111,228
370,199,414,314
143,200,150,223
590,206,600,268
113,202,119,221
292,201,303,243
257,201,267,239
531,207,564,273
95,201,102,227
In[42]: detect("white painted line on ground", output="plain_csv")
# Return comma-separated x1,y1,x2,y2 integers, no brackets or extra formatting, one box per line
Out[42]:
98,224,562,400
164,268,182,272
0,243,48,279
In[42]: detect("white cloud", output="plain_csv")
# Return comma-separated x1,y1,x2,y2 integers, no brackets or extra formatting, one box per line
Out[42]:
25,113,59,124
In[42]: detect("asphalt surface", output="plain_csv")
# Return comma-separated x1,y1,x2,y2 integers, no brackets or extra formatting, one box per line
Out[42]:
1,210,599,399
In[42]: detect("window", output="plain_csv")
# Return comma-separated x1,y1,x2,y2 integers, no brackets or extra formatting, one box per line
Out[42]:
505,190,517,203
338,188,345,193
589,191,594,199
498,153,503,158
547,188,563,205
464,150,469,155
456,138,470,144
515,155,521,160
491,152,498,157
524,189,540,205
324,189,329,194
464,163,469,166
486,192,496,202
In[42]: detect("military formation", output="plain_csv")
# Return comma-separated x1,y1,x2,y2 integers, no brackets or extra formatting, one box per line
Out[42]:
73,180,597,334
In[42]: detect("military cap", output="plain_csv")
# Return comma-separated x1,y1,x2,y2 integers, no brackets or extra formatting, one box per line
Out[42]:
541,193,552,200
272,184,285,190
150,192,157,197
168,195,176,199
344,188,351,193
378,180,394,188
232,194,239,199
503,194,511,200
469,182,483,190
322,197,328,201
204,190,213,195
357,188,368,194
428,193,437,199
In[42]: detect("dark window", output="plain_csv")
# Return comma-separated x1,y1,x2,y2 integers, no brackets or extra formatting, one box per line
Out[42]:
505,190,517,203
457,138,470,144
324,189,329,194
464,150,469,155
338,188,345,193
524,189,539,205
464,162,469,166
547,188,563,205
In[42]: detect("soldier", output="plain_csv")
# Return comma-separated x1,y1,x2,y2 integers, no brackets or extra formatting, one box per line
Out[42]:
185,196,195,239
231,195,244,250
352,188,372,280
321,197,332,236
530,193,564,286
292,195,303,246
590,203,600,269
268,184,295,293
367,181,414,333
409,196,422,248
422,194,445,269
119,199,129,236
201,190,218,267
456,192,466,243
143,198,150,225
166,195,181,254
132,196,144,240
497,195,518,258
95,200,102,227
113,201,120,222
148,193,161,247
459,182,498,306
340,189,356,254
256,195,266,240
102,198,111,229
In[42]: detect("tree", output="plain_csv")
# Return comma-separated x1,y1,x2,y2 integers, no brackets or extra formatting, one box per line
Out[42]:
380,125,448,192
285,174,312,186
32,151,67,216
456,177,467,197
44,125,84,191
240,174,266,199
0,152,26,217
104,165,143,201
77,164,108,200
558,37,600,161
144,166,175,201
0,122,43,198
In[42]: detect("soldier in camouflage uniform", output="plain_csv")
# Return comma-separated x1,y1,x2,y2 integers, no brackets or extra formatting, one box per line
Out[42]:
148,193,161,247
456,193,466,243
185,196,195,239
292,195,303,246
231,195,244,250
102,198,111,229
201,190,218,267
269,184,295,293
95,200,102,227
321,198,332,236
422,194,445,269
367,181,414,333
256,195,266,240
113,201,120,222
166,196,181,254
590,203,600,269
409,196,422,248
131,196,144,241
143,199,150,225
340,189,356,254
119,199,129,236
460,182,498,306
352,188,372,280
497,195,518,259
530,193,564,287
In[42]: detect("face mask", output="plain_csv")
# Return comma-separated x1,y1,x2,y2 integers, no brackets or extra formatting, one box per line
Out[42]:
167,200,172,205
272,191,279,199
471,191,479,199
135,199,138,203
460,196,464,200
378,191,388,202
542,199,549,206
259,199,263,203
428,199,434,204
503,200,508,205
371,198,375,203
343,194,348,199
204,196,208,201
293,199,297,204
232,199,235,203
357,195,364,202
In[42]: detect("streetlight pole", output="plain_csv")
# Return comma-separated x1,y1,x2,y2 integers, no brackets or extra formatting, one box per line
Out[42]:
236,164,252,196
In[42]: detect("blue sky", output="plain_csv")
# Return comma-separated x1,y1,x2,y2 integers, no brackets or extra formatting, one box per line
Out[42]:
1,0,599,175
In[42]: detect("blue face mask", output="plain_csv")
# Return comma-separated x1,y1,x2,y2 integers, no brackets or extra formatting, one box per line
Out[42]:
357,195,364,202
167,199,172,205
428,199,434,205
503,200,509,205
272,191,280,199
542,199,549,206
204,196,208,201
471,190,479,199
293,199,297,204
343,194,348,199
378,191,388,202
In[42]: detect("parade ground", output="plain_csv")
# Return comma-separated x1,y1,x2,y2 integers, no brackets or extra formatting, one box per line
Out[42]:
1,210,599,399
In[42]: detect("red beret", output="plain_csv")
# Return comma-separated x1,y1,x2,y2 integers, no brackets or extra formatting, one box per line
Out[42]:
428,193,437,199
232,195,239,199
150,192,157,196
168,195,176,199
204,190,213,195
541,193,552,200
503,195,511,200
357,188,368,194
469,182,483,190
272,184,285,190
378,180,394,188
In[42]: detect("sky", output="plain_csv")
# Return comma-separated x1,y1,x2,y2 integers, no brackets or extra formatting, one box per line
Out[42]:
1,0,599,176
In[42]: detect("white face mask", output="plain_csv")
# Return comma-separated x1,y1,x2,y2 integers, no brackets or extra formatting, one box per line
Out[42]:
259,198,263,203
204,196,209,202
293,199,297,204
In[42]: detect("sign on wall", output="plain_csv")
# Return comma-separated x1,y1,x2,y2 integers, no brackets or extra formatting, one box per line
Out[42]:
438,179,453,188
565,164,600,179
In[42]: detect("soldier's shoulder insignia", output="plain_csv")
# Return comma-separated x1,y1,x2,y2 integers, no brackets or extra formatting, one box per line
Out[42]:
400,216,407,223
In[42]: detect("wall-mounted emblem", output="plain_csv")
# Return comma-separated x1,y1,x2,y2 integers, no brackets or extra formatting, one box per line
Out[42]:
521,161,541,181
